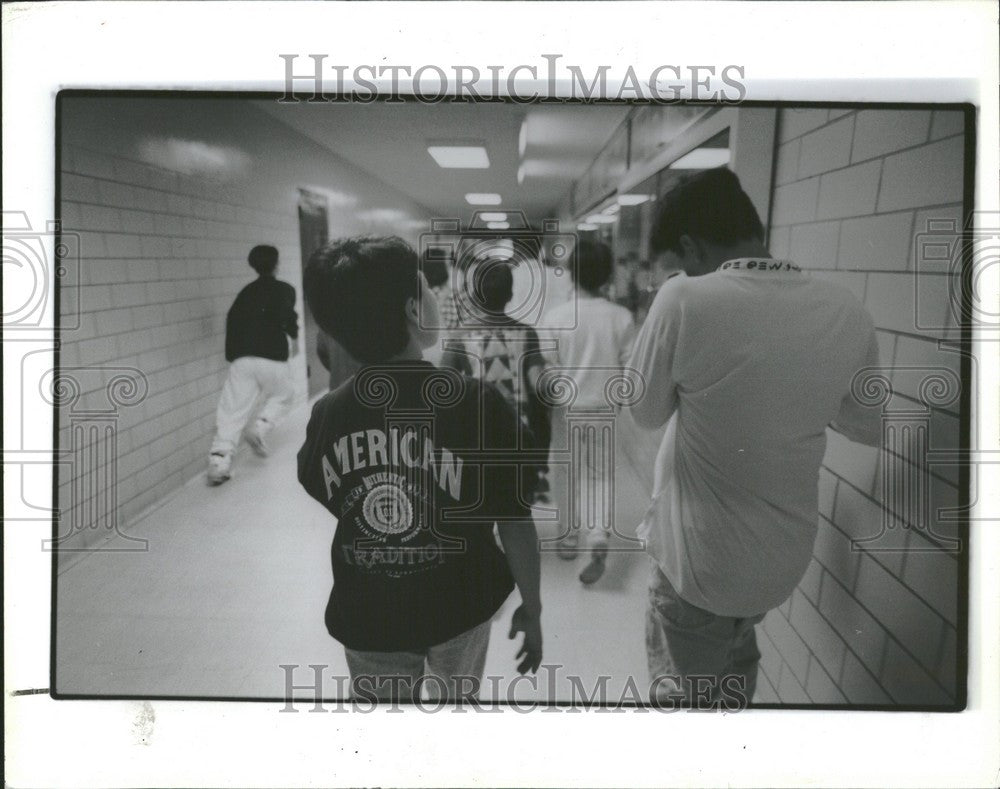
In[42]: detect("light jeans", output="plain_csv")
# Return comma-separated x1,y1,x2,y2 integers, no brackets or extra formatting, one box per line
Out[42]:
344,620,492,702
210,356,294,454
646,560,765,708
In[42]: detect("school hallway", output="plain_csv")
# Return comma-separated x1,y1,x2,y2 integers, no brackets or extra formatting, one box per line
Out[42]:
46,97,965,710
54,396,670,704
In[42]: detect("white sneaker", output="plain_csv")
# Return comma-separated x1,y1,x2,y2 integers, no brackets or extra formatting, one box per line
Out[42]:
207,451,233,485
246,418,273,457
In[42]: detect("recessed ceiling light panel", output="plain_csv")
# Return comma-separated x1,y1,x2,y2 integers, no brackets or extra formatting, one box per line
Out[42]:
668,148,731,170
617,194,653,206
427,144,490,169
465,193,502,205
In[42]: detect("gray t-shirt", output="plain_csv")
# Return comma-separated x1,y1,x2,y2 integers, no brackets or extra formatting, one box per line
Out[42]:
540,294,637,409
629,259,881,617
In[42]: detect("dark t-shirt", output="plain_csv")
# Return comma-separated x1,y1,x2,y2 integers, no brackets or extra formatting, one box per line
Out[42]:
440,315,551,454
225,276,298,362
297,361,530,652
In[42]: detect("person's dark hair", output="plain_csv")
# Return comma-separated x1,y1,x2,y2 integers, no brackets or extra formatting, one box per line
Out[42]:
573,239,613,293
248,245,279,275
421,251,450,289
472,259,514,313
650,167,764,255
304,236,419,363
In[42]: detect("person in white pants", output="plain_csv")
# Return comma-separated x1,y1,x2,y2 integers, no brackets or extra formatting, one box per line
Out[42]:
538,239,637,585
208,245,299,485
211,357,294,451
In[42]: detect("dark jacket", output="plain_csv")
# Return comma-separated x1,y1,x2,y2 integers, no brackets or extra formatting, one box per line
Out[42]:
225,276,298,362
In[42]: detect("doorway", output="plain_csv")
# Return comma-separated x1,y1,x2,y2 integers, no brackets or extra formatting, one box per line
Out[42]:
297,189,363,397
297,188,329,398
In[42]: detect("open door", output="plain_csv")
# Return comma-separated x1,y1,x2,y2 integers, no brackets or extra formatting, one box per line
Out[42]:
297,188,361,397
297,189,329,398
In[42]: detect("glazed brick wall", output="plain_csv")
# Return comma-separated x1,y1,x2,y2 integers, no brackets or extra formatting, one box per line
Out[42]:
57,144,301,552
757,108,966,706
55,98,430,559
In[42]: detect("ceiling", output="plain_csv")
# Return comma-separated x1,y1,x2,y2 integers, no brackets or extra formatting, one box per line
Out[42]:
255,100,629,222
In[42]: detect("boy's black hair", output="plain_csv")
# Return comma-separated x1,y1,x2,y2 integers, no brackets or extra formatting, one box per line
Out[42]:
248,245,279,275
650,167,764,255
473,259,514,313
304,236,420,363
573,239,614,293
421,251,450,289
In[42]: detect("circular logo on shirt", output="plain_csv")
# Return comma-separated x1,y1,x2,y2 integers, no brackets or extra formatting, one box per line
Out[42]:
362,483,414,535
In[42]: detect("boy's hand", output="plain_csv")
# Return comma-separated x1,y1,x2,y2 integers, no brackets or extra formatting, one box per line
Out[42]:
508,604,543,675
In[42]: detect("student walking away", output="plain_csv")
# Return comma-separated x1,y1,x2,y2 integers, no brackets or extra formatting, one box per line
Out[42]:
208,245,298,485
422,249,461,330
297,237,543,702
539,240,637,585
628,168,881,707
440,258,549,506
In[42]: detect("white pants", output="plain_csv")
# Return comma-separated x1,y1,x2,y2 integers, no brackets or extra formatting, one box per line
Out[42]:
211,357,294,454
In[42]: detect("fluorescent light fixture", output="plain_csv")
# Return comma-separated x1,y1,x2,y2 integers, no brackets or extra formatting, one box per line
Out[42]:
479,212,507,222
490,239,515,259
617,193,653,206
427,145,490,169
465,193,502,205
520,158,577,180
585,214,618,224
519,119,529,157
577,223,599,231
486,221,510,230
669,148,731,170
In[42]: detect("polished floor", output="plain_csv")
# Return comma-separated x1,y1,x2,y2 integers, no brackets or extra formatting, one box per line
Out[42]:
54,396,769,704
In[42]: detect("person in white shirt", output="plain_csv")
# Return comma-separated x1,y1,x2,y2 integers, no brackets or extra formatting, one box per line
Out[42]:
627,168,881,706
541,240,637,585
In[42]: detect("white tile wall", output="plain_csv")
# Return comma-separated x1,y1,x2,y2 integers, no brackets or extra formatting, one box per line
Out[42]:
57,97,431,553
761,107,967,706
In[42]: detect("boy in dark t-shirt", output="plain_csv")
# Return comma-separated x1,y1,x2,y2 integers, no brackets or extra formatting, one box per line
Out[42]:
298,236,543,702
440,258,550,503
